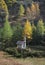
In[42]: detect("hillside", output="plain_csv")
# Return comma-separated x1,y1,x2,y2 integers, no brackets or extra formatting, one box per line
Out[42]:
0,0,45,27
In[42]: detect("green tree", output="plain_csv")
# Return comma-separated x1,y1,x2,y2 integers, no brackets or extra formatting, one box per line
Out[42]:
32,23,37,45
32,23,36,37
19,4,25,16
2,19,13,42
37,19,44,36
12,23,23,43
36,19,45,45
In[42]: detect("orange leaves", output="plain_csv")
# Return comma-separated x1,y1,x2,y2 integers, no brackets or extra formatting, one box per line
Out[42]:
26,2,40,20
31,2,40,17
31,2,36,12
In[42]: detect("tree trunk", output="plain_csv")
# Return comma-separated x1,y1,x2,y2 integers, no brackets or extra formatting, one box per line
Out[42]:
24,36,26,48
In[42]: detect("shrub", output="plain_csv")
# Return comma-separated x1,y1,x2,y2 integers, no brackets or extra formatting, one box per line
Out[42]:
5,47,45,58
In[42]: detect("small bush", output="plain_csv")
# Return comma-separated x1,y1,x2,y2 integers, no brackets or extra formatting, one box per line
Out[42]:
5,47,45,58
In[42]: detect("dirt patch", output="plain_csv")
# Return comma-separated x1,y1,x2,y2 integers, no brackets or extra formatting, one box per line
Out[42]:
0,51,22,65
0,51,45,65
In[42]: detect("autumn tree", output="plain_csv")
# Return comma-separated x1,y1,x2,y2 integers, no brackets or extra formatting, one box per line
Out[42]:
23,20,32,47
0,0,9,20
19,4,25,16
26,7,32,19
31,2,40,19
26,2,40,20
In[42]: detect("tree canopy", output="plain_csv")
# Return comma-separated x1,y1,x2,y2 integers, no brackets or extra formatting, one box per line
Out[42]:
2,20,13,41
0,0,9,19
23,20,32,39
19,4,25,16
37,19,44,36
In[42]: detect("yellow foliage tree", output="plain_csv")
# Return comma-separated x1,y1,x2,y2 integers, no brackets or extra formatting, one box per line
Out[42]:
0,0,9,19
31,2,36,12
31,2,40,19
23,20,32,48
23,20,32,39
